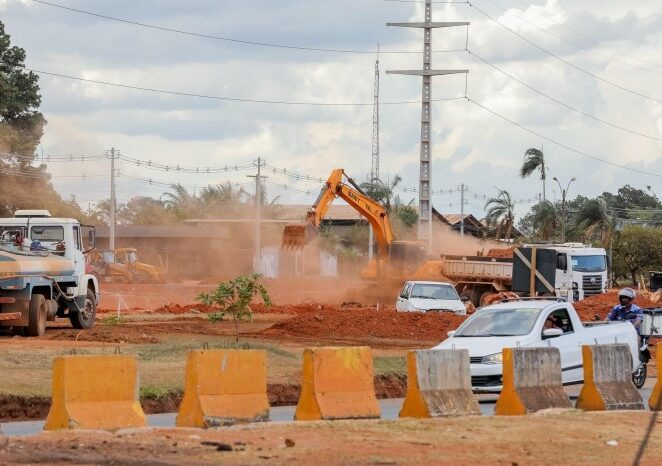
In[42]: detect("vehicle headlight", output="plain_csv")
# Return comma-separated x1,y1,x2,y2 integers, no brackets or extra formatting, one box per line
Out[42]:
481,352,503,365
572,282,578,290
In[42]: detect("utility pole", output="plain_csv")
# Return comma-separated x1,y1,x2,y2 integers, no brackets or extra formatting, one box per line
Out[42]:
247,157,267,273
108,147,118,250
369,47,380,261
459,183,467,238
387,2,469,251
553,176,576,243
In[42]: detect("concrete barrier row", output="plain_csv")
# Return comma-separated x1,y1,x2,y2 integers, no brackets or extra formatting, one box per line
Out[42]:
39,343,661,431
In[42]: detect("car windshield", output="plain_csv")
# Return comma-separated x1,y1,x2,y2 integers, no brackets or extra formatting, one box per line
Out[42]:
128,251,137,264
453,307,542,337
410,283,459,300
571,255,606,272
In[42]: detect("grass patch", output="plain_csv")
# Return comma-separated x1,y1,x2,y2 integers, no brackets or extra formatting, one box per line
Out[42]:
373,356,406,376
140,386,180,399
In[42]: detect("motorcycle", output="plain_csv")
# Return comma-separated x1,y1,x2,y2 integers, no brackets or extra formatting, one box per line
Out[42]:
595,312,650,389
632,334,650,389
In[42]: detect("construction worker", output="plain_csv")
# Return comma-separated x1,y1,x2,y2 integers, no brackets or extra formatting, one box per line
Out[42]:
607,288,643,334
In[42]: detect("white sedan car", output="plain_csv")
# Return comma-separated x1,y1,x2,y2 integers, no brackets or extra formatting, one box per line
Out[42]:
396,281,466,315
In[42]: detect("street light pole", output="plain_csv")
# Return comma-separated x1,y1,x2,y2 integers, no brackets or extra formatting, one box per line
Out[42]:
553,176,576,243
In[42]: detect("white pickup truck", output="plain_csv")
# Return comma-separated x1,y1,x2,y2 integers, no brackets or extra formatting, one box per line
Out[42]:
434,299,639,392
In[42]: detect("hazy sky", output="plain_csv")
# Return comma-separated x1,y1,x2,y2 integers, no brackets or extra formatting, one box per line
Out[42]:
2,0,661,217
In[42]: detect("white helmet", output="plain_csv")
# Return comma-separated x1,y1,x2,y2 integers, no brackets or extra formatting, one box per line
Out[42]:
618,287,636,300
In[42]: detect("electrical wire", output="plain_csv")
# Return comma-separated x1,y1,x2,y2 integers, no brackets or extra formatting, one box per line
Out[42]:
468,50,661,141
481,0,662,77
2,61,466,107
32,0,464,55
509,0,662,73
466,96,662,178
468,2,662,103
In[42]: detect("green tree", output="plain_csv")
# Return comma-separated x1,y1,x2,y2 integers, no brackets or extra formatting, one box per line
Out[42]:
485,189,516,240
574,198,612,245
197,274,272,346
613,225,662,285
520,148,546,202
0,20,45,159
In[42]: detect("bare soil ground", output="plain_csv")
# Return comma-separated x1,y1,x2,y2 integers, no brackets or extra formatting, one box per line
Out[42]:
2,412,661,465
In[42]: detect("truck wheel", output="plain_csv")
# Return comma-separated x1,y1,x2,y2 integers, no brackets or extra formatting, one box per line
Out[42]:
27,294,47,337
69,289,96,330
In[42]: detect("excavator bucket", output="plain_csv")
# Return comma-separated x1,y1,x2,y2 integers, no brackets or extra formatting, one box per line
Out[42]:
282,223,318,250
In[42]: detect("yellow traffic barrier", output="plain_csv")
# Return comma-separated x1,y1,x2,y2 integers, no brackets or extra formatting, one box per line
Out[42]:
295,346,380,421
649,343,662,411
495,347,572,416
576,344,644,411
400,349,480,417
176,349,269,428
45,355,146,431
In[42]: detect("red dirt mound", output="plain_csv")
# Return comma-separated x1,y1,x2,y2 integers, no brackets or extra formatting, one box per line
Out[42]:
486,247,515,258
261,307,466,342
574,290,659,321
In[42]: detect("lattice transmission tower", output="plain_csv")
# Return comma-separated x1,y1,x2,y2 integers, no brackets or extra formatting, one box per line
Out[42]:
387,0,469,249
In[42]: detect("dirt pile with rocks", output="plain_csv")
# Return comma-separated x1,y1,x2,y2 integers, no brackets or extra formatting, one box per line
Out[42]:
574,290,660,321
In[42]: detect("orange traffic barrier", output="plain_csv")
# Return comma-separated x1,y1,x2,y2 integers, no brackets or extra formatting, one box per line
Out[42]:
295,346,380,421
576,344,644,411
176,349,269,428
45,355,146,431
495,347,572,416
650,343,662,411
400,349,480,417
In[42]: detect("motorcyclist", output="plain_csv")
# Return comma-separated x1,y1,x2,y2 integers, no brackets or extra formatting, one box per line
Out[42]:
607,287,643,334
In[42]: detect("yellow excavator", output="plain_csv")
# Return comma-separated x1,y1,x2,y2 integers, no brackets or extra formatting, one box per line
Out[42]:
282,169,427,296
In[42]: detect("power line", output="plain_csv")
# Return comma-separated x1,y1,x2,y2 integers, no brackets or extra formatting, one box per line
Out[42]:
2,61,466,107
481,0,662,77
468,50,661,141
466,96,662,178
468,2,662,103
32,0,464,55
509,0,662,73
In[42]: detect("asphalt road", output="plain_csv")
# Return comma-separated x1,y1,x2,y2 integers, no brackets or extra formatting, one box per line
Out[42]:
1,381,655,437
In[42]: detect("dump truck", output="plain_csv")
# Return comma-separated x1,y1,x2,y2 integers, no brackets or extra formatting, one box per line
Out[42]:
413,243,608,306
0,210,99,336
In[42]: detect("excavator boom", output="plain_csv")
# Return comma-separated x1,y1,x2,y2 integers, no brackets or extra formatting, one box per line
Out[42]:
281,169,394,258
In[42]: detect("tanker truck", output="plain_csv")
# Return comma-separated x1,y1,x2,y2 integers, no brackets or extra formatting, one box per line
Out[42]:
0,210,99,336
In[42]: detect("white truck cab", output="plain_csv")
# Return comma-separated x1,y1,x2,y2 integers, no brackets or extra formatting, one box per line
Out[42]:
396,280,466,315
528,243,608,301
0,210,99,335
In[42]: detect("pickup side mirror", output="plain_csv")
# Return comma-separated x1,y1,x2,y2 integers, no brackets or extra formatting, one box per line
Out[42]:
447,330,456,338
542,328,563,339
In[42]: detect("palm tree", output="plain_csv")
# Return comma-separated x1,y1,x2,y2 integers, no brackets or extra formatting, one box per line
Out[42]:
485,189,515,241
162,184,202,219
360,175,402,213
575,198,612,245
531,200,559,240
520,147,546,202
